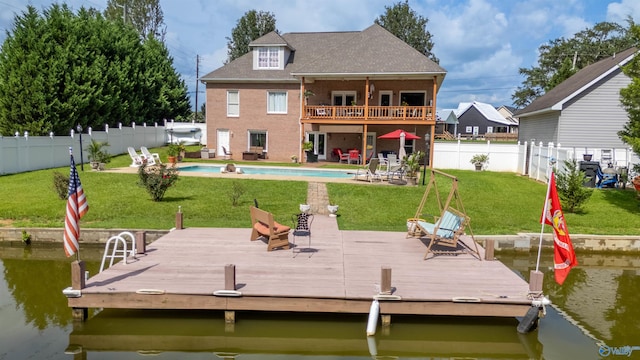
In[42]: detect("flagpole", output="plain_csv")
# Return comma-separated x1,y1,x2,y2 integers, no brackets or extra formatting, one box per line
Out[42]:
535,171,553,272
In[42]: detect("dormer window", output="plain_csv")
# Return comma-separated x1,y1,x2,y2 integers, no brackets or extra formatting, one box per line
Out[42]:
258,47,279,69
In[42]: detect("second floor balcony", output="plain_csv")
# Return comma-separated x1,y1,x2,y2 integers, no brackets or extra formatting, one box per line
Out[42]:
303,105,434,124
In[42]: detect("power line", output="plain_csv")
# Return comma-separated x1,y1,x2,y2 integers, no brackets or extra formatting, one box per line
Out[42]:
438,87,517,93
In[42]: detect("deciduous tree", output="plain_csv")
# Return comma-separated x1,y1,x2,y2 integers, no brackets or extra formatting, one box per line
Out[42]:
513,21,634,108
104,0,167,41
225,10,277,63
619,24,640,159
375,0,438,63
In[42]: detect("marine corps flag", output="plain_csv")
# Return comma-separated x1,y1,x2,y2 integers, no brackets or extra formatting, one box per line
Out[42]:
540,172,578,285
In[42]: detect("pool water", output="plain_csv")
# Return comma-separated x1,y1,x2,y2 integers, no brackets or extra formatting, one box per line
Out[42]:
180,165,353,178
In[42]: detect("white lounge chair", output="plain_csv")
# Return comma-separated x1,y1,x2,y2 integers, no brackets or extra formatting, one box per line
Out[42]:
127,147,144,167
140,146,161,165
354,158,381,182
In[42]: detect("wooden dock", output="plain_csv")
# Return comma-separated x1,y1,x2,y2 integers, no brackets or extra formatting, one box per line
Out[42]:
67,215,534,321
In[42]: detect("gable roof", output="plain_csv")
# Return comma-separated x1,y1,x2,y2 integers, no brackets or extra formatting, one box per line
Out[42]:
515,47,638,117
249,31,295,50
455,101,512,125
200,24,446,87
436,109,458,124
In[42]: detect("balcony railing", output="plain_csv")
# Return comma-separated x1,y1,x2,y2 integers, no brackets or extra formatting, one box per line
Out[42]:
304,105,433,122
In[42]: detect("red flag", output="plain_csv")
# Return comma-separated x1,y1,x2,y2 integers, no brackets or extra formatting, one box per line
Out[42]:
540,172,577,285
64,152,89,257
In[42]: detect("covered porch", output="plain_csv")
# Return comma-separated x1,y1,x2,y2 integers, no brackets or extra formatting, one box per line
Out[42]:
298,76,438,164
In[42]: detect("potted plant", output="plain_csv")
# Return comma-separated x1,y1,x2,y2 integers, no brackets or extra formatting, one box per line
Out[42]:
299,204,311,213
167,144,181,163
86,139,109,170
327,202,339,217
470,154,489,171
95,148,111,170
291,155,298,163
303,141,317,163
405,151,424,185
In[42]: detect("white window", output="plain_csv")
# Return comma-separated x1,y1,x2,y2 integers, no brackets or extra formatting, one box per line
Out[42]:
465,126,472,133
258,47,279,69
487,126,493,133
267,91,287,113
227,90,239,117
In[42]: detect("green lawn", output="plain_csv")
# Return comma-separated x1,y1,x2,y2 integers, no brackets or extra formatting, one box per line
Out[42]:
1,148,639,235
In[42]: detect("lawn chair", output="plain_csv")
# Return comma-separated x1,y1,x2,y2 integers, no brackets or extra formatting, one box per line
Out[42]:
127,147,144,167
140,146,161,166
597,164,618,188
222,146,233,160
292,213,314,257
354,158,381,182
406,169,481,260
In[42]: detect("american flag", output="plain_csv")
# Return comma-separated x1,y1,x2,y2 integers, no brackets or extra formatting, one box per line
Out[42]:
64,150,89,257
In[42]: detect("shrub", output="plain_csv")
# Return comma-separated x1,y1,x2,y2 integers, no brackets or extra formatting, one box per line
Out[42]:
52,171,69,199
137,163,180,201
555,159,593,213
228,181,245,206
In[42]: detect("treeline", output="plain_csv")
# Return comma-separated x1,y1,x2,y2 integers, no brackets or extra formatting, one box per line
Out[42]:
0,4,190,136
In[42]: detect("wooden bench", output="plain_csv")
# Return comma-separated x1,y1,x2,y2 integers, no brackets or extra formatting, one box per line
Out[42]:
250,206,291,251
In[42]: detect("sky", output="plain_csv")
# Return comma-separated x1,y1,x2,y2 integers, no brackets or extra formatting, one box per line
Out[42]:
1,0,640,111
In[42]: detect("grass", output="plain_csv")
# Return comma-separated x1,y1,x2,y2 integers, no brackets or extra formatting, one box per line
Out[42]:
1,147,639,235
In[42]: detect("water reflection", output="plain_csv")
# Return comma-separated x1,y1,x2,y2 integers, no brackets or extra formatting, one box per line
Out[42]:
1,244,638,359
67,310,543,358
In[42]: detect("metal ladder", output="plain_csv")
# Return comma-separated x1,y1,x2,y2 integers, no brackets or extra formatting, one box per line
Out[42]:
99,231,136,273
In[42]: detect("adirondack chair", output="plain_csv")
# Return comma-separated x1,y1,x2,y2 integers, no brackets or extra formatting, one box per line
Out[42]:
406,169,481,260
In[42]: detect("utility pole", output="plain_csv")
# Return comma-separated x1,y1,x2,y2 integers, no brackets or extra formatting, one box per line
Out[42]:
195,54,200,121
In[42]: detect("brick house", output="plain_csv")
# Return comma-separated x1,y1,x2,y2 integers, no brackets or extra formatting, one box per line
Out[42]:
200,24,447,163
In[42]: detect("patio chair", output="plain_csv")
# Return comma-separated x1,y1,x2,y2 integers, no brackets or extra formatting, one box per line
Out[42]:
292,212,314,257
222,146,232,160
348,149,361,164
127,147,144,167
354,158,381,182
140,146,161,166
336,149,349,163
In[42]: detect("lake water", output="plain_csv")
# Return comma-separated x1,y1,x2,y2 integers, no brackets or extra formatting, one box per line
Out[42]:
1,244,639,359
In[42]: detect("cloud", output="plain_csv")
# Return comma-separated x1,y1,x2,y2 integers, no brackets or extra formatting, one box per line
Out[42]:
607,0,640,22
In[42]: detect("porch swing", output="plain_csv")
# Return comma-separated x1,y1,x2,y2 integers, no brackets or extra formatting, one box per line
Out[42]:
406,169,481,260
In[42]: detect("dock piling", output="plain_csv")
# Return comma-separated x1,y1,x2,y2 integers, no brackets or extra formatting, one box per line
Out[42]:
484,239,495,260
529,270,544,293
135,231,146,254
380,267,391,295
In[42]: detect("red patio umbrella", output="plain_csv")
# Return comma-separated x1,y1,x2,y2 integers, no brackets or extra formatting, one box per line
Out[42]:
377,129,421,140
378,129,421,160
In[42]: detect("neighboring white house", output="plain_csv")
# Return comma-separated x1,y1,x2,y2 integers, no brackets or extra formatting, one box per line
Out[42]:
515,47,637,150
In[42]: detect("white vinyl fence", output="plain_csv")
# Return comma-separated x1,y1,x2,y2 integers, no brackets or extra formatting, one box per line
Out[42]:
433,140,638,182
0,124,166,175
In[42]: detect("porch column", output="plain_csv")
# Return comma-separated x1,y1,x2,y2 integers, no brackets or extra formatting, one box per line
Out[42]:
365,77,370,121
430,77,437,168
363,124,368,163
300,77,306,163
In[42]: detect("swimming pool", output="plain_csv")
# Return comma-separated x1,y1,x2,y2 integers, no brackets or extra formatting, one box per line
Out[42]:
180,165,353,178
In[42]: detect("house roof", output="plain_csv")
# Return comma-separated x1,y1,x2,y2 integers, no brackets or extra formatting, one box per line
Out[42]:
455,101,512,125
515,47,638,117
200,23,447,87
436,109,458,124
248,31,293,50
